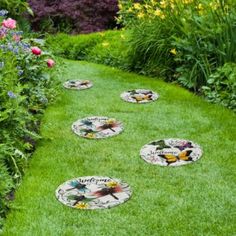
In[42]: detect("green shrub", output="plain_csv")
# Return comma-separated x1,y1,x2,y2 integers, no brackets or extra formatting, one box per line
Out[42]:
0,11,58,227
202,63,236,111
118,0,236,89
46,30,130,70
0,0,32,19
0,161,13,229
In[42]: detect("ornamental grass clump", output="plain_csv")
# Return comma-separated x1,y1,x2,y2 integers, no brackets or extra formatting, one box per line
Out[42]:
117,0,236,110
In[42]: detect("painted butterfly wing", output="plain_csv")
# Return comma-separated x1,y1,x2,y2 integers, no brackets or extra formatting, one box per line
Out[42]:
142,91,152,95
178,150,193,161
159,154,178,165
175,142,193,151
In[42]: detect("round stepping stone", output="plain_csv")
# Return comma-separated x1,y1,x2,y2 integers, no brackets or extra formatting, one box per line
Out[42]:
56,176,132,210
63,80,93,90
140,139,202,166
120,89,159,104
72,116,123,139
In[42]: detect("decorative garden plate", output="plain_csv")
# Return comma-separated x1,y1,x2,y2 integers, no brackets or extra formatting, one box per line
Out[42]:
120,89,159,103
72,116,123,139
63,80,93,90
56,176,132,210
140,139,203,166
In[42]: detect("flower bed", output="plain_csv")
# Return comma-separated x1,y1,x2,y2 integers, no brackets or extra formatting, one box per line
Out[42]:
0,10,57,227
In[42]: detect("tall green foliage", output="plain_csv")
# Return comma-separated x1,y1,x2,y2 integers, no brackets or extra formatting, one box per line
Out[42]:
0,0,32,18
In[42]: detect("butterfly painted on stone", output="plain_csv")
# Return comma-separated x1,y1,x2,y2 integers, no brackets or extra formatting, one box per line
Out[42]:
159,150,193,165
149,140,171,150
131,94,153,102
92,183,122,200
174,142,193,151
97,120,119,133
67,181,89,193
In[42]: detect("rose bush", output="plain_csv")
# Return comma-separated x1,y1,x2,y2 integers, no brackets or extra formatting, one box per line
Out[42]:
0,10,58,228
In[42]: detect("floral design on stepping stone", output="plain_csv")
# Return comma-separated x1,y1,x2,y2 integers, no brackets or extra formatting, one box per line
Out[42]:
56,176,132,210
72,116,123,139
63,80,93,90
120,89,159,103
140,139,203,166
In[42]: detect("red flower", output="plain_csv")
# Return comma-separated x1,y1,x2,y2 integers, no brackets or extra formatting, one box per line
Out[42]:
31,46,41,56
47,59,55,68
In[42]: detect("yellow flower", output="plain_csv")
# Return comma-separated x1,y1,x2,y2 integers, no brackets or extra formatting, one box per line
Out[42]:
120,34,126,40
170,48,177,55
75,202,88,209
106,181,118,188
160,14,166,20
137,12,145,18
182,0,192,4
209,2,218,10
106,119,115,124
154,9,162,17
102,41,110,47
118,3,122,10
197,3,203,11
133,3,141,10
160,0,168,8
127,7,133,13
85,133,95,139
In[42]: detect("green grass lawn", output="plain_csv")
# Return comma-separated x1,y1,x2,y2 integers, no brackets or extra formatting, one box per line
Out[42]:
3,60,236,236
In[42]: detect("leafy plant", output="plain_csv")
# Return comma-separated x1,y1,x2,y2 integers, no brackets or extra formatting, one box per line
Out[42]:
0,10,58,228
202,63,236,111
46,30,130,70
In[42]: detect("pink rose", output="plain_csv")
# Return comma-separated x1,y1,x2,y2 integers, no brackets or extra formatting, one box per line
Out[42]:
47,59,55,68
31,46,42,56
2,18,16,29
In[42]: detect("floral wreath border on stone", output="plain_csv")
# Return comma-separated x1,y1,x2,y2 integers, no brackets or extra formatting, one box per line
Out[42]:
120,89,159,104
63,80,93,90
140,138,203,166
72,116,124,139
55,176,132,210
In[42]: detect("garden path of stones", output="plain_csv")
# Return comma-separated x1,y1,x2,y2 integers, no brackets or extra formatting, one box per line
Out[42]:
56,79,203,210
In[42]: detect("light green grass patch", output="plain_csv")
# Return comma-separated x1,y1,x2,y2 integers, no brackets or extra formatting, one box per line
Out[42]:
3,60,236,236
